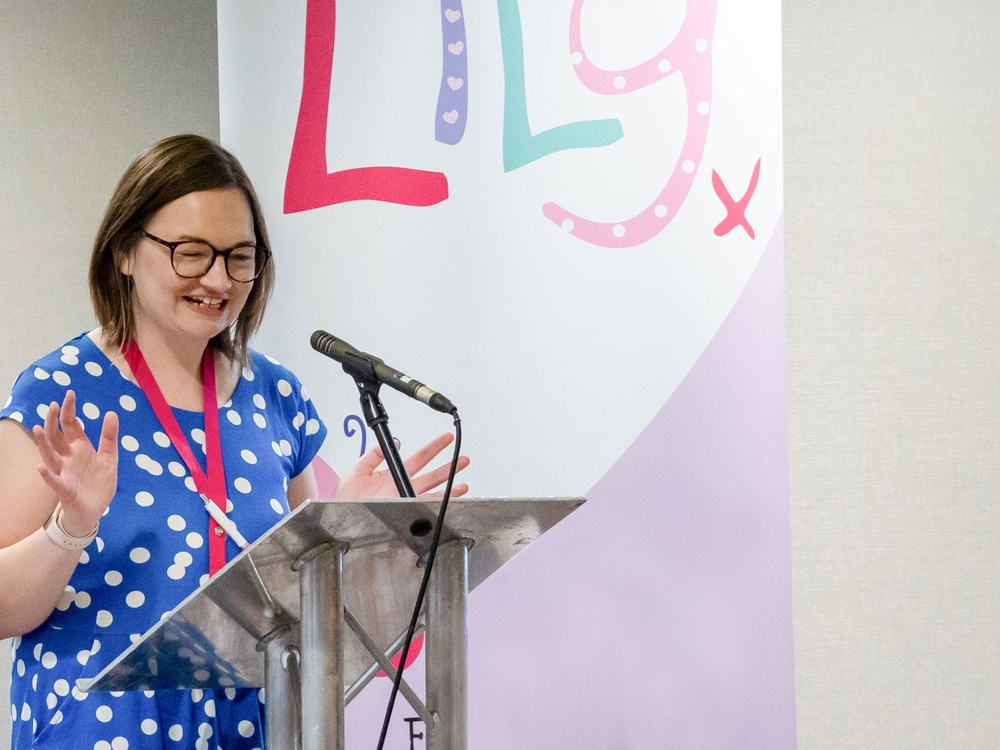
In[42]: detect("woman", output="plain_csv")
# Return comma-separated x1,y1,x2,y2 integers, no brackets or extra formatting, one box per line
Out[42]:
0,134,466,749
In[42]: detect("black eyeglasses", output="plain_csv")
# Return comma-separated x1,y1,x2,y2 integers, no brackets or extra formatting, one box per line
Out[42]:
138,230,271,283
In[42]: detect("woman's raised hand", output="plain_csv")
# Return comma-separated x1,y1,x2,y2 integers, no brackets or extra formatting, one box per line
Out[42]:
335,432,470,500
32,390,119,537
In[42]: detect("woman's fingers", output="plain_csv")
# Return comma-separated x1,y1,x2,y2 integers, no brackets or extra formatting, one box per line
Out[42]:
412,454,470,495
402,433,456,477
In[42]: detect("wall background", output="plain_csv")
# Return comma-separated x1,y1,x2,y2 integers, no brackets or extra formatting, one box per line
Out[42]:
2,1,999,748
0,2,221,747
784,2,1000,748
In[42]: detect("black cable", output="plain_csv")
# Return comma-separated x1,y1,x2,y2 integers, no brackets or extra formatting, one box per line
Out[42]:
375,408,462,750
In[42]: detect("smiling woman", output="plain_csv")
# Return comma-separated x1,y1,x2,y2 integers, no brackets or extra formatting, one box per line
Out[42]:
0,135,468,749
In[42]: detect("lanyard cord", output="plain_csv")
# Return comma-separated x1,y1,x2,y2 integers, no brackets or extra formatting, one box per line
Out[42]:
122,341,229,575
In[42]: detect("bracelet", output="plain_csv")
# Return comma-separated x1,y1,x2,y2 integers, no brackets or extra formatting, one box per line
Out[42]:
43,506,99,551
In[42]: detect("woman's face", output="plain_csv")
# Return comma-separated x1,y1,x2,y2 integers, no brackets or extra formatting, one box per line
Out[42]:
123,188,256,349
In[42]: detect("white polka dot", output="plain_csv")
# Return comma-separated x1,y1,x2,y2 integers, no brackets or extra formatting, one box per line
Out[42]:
203,700,216,718
79,549,90,564
191,689,203,703
94,741,111,750
119,395,137,411
46,692,57,709
190,428,206,445
270,499,284,515
130,547,151,563
167,565,186,580
135,491,154,507
36,403,51,420
570,51,583,65
8,412,23,423
695,38,708,52
56,586,76,611
82,402,100,420
194,668,210,683
240,449,258,465
41,651,57,668
195,739,208,750
167,515,186,531
85,361,103,376
293,413,305,429
226,410,242,425
111,737,129,750
20,702,30,721
270,441,283,457
95,536,105,553
279,440,292,456
612,224,626,238
168,461,186,477
306,419,320,436
51,709,64,724
33,367,50,380
141,718,158,735
654,204,668,218
121,435,139,452
96,704,113,722
612,75,626,89
135,454,163,475
51,679,69,698
253,394,266,409
238,719,256,737
697,100,710,115
126,591,145,608
225,498,234,513
16,659,25,676
199,573,210,586
277,379,292,397
253,413,267,429
184,477,197,493
175,551,193,567
105,570,123,586
53,371,71,386
234,477,252,494
186,532,204,549
153,431,170,448
110,690,123,697
225,688,237,700
75,591,92,609
682,159,695,173
168,725,184,741
658,58,671,73
242,367,255,381
90,638,101,655
96,610,113,627
302,386,311,401
62,345,80,356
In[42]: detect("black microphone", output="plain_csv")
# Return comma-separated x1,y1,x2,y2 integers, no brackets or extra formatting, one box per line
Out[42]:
310,330,456,414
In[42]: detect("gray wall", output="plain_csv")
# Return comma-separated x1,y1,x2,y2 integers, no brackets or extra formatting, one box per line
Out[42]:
2,2,998,748
0,2,220,746
785,1,1000,748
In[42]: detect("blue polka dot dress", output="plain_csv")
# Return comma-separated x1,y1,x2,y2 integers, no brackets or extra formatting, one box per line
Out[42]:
1,333,328,750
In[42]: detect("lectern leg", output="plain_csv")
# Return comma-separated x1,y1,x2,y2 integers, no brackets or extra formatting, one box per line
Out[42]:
299,542,346,750
426,538,471,750
264,627,301,750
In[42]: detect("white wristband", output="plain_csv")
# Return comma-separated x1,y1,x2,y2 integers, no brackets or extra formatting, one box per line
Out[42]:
44,506,99,551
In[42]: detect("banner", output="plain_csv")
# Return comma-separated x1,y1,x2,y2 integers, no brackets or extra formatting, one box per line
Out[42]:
218,1,791,746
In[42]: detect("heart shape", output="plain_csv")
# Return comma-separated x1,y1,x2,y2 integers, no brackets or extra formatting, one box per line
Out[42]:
444,8,462,23
447,76,464,91
442,109,459,124
448,41,464,56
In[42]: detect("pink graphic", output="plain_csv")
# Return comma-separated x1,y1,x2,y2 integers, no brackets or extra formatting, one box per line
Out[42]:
712,159,761,239
284,0,450,212
543,0,717,247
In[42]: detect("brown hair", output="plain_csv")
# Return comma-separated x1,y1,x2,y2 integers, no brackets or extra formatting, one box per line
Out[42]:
89,134,274,367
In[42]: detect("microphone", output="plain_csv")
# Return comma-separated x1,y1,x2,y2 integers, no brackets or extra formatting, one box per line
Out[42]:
310,330,456,414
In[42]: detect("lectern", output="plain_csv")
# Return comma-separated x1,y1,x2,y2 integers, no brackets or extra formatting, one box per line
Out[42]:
80,496,584,749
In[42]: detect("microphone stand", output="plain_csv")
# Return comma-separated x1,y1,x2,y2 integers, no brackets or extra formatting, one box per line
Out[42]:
341,355,416,498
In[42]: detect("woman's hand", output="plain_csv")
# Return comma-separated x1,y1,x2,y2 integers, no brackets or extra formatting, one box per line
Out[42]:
335,433,470,499
32,390,119,537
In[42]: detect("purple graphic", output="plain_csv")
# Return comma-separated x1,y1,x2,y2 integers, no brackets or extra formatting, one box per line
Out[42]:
436,4,469,143
468,219,795,748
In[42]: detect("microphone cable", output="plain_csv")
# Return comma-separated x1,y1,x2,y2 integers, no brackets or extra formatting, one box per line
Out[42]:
375,407,462,750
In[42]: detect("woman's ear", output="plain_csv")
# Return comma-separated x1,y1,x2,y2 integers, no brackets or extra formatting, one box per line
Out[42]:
119,247,134,277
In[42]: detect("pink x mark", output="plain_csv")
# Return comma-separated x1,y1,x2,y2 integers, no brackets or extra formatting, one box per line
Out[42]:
712,158,761,239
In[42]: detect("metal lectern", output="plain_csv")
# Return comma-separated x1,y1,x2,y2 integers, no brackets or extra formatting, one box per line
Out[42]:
80,496,584,750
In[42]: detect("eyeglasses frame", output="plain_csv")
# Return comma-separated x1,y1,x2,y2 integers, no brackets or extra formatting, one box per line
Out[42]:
137,229,271,283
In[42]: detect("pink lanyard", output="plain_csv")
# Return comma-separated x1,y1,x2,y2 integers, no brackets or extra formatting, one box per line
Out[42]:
122,341,229,575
